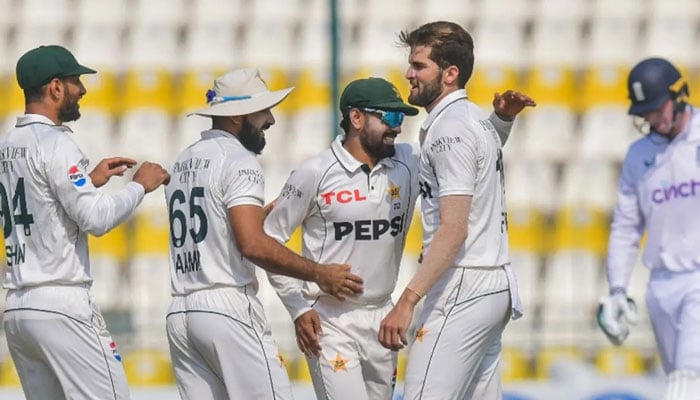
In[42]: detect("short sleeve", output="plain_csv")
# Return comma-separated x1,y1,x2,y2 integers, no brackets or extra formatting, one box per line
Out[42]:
264,164,317,243
428,118,480,197
221,155,265,208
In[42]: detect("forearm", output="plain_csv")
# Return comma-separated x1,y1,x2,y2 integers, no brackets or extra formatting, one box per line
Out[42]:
242,234,320,282
76,182,145,236
606,190,645,291
267,271,313,319
489,112,514,146
606,226,642,291
405,224,466,297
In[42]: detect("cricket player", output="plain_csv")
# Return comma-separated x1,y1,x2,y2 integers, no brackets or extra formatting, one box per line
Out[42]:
597,57,700,400
1,45,170,400
379,21,535,399
164,68,363,400
264,77,420,400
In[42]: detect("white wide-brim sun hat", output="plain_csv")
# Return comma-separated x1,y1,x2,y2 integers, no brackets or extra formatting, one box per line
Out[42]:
188,68,294,117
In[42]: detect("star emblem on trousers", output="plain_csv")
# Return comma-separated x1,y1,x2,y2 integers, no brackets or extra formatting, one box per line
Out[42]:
277,353,285,367
416,324,428,342
330,353,349,372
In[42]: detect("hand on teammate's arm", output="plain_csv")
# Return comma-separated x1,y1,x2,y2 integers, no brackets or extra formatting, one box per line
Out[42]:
89,156,137,188
295,310,323,357
230,205,364,300
379,195,471,350
492,90,536,120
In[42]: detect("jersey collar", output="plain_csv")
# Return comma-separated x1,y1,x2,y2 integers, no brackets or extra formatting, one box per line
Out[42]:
421,89,468,131
16,114,73,132
330,135,395,174
200,128,249,150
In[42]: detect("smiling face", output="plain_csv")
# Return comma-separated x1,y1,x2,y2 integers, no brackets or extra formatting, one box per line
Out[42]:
643,99,676,136
405,45,446,112
358,109,402,160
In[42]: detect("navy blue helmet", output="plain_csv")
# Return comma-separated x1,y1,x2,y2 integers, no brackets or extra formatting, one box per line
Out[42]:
627,57,688,117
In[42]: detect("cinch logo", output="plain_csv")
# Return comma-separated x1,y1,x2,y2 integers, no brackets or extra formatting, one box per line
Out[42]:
651,179,700,204
68,165,86,187
333,215,406,240
321,189,366,205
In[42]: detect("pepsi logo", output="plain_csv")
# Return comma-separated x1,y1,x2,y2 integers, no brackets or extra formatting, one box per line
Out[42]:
68,165,86,187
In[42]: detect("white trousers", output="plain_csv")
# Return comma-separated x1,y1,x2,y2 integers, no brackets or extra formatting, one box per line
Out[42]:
166,286,293,400
404,267,511,400
3,285,130,400
647,269,700,374
306,297,396,400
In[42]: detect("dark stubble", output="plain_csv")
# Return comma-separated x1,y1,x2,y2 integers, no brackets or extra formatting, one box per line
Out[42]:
58,91,81,123
408,72,442,108
239,117,266,155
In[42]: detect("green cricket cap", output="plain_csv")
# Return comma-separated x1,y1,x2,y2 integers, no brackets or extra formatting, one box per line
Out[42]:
16,45,96,90
340,77,419,117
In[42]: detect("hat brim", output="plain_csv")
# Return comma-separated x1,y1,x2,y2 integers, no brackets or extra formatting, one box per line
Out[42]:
188,87,294,117
370,101,419,116
61,65,97,77
628,94,668,117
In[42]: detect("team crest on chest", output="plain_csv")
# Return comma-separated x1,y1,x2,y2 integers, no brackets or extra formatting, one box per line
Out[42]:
387,181,401,201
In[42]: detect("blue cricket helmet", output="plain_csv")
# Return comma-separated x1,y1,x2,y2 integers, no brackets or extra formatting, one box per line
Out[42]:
627,57,688,117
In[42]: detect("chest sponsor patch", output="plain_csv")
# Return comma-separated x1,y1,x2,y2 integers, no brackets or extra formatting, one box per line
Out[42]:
68,165,87,187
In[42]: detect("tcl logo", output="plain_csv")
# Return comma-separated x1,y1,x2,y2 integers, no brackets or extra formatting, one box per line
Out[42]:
320,189,366,205
333,215,406,240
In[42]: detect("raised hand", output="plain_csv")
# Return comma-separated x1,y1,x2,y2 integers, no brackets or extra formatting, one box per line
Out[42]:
89,157,137,188
132,161,170,193
492,90,536,120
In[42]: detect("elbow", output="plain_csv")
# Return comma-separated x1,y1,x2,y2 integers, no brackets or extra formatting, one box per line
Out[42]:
82,219,112,237
237,236,263,261
447,223,468,243
89,227,110,237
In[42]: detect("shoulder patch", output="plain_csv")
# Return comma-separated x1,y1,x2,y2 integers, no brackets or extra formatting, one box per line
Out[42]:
68,165,87,187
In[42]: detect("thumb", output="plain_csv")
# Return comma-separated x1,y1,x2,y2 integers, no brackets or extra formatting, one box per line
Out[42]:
621,298,639,324
313,315,323,336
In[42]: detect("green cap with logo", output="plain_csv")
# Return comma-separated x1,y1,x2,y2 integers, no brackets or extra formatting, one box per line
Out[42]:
340,77,419,117
16,45,96,90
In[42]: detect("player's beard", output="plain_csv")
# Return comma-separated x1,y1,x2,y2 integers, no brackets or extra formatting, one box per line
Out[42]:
408,72,442,108
239,117,266,155
58,91,81,123
360,129,396,161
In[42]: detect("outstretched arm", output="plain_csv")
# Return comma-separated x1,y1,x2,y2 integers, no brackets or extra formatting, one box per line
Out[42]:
490,90,536,145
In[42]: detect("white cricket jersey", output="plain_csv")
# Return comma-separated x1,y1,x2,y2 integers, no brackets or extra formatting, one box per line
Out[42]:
607,107,700,289
167,129,265,296
418,89,510,267
0,114,145,290
265,136,419,318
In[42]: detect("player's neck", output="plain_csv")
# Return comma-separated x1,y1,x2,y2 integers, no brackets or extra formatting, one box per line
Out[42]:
342,137,377,169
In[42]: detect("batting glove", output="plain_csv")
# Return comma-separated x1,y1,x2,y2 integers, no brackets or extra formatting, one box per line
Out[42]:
597,288,638,346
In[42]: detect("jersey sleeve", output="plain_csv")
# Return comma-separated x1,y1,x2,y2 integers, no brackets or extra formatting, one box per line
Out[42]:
606,151,645,290
221,155,265,208
45,134,145,236
488,112,514,146
429,118,480,197
264,165,318,320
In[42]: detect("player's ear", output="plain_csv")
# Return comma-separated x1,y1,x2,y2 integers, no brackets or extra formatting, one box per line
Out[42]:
442,65,459,86
348,108,364,130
